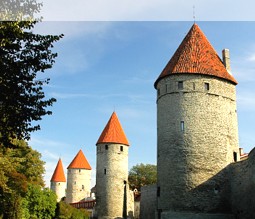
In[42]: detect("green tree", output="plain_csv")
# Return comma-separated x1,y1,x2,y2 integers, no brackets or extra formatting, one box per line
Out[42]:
0,139,45,218
0,20,63,146
128,163,157,191
55,201,90,219
21,184,57,219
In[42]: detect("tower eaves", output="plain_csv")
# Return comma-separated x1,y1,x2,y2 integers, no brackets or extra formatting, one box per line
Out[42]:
154,23,238,88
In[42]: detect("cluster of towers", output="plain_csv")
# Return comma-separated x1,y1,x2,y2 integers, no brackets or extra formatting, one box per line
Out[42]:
51,23,254,219
51,111,133,218
50,149,92,203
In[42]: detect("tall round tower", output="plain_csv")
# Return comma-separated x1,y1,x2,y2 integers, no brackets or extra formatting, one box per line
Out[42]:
95,112,130,219
155,24,239,217
66,149,92,204
51,158,66,202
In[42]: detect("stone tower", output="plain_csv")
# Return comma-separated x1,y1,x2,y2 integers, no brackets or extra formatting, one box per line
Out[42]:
66,149,92,203
154,24,239,218
95,112,130,219
50,158,66,202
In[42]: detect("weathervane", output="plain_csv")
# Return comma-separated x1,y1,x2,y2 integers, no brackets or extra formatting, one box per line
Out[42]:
193,5,196,23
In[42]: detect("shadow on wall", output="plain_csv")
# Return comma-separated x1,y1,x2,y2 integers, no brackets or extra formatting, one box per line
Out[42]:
230,147,255,219
162,148,255,219
114,210,134,219
114,211,133,219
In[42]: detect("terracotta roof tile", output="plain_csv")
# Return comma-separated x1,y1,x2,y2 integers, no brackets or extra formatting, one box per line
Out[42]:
51,159,66,182
154,23,237,87
67,150,92,170
96,112,129,146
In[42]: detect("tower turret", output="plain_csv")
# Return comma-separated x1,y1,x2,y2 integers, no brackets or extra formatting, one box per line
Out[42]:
50,159,66,202
66,149,92,203
155,24,239,217
95,112,131,219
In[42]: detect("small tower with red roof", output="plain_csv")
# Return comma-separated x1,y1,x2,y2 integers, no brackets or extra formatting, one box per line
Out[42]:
95,112,131,218
50,158,66,202
65,149,92,204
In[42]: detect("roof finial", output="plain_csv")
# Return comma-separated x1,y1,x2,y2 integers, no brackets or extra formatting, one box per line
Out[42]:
193,5,196,23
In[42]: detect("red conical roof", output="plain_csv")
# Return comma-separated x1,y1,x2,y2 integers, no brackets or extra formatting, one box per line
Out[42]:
67,150,92,170
96,112,129,146
154,23,237,87
51,159,66,182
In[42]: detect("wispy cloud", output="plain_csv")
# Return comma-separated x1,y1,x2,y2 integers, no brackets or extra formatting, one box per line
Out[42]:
39,0,255,21
29,136,70,149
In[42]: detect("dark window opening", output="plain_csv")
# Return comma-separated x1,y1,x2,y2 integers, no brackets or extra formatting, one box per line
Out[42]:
178,81,183,90
205,82,210,91
233,152,237,162
193,82,196,90
157,187,160,197
124,180,127,185
104,169,106,174
120,146,123,151
105,145,108,150
79,169,81,173
82,185,84,190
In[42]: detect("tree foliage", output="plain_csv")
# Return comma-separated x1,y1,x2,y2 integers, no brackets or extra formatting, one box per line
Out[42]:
0,139,45,218
55,201,90,219
0,20,63,146
21,184,57,219
128,163,157,191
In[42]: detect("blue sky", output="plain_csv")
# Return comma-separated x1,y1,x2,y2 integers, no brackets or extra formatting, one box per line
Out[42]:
30,21,255,187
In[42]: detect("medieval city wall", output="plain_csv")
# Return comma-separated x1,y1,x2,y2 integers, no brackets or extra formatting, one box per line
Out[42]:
66,168,91,203
50,181,66,202
230,147,255,219
140,184,157,219
156,74,239,212
96,143,132,219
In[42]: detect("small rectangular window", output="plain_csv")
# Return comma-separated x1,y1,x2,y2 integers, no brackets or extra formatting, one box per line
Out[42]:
181,121,184,132
157,187,160,197
178,81,183,90
120,146,123,151
193,82,196,90
105,145,108,150
205,82,210,91
104,169,106,174
233,152,237,162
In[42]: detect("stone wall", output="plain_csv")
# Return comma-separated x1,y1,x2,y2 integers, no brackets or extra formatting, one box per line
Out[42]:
50,181,66,202
96,143,131,219
140,184,157,219
156,74,239,213
66,168,91,203
230,147,255,219
161,211,234,219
